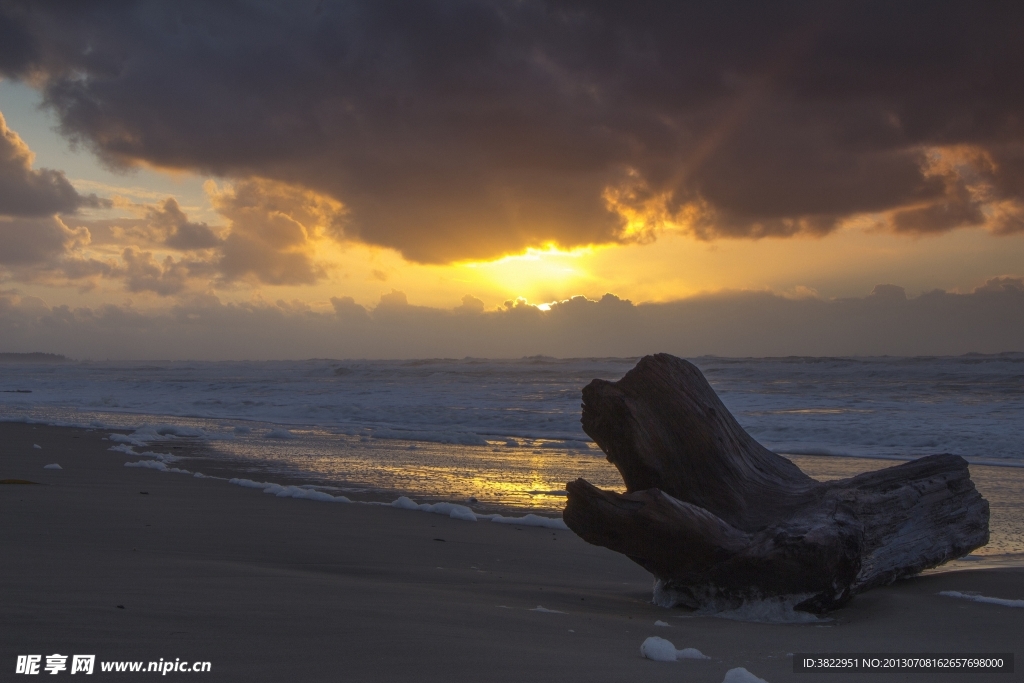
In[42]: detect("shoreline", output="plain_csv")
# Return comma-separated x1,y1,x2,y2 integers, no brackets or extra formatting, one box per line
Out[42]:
5,415,1024,554
5,410,1024,468
5,413,1023,560
3,421,1024,681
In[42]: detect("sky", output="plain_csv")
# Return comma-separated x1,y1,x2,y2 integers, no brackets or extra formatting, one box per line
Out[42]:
0,0,1022,359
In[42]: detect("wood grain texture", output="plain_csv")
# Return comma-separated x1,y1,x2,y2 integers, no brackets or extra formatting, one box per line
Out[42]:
564,354,989,613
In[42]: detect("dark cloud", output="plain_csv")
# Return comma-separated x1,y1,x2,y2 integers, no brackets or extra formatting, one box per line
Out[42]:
0,215,83,265
865,284,907,302
0,112,105,218
1,278,1021,359
1,2,1023,261
454,294,485,315
118,247,191,296
60,199,221,251
148,198,222,251
0,112,109,275
330,295,369,320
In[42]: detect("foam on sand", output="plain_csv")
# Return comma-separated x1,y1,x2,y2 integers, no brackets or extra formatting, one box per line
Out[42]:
32,444,41,449
43,463,62,469
139,451,183,463
124,460,192,474
218,484,568,525
699,597,828,624
529,606,565,613
392,496,477,521
639,636,709,662
391,496,569,528
228,478,352,503
117,444,188,471
939,590,1024,607
652,581,828,623
486,512,569,530
108,424,211,447
109,444,183,463
723,668,769,683
230,478,274,490
123,463,568,526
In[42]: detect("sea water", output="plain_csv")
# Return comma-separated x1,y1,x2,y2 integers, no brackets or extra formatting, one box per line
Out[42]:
2,354,1022,552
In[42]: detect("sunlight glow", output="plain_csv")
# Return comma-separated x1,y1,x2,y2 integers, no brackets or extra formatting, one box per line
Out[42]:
452,245,598,304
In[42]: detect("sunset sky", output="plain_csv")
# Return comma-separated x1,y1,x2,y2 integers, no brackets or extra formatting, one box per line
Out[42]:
1,1,1022,359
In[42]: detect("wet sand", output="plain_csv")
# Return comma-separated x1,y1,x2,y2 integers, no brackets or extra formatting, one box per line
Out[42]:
2,422,1022,682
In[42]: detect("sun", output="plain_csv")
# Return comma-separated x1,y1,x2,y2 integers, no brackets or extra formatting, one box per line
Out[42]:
454,245,598,305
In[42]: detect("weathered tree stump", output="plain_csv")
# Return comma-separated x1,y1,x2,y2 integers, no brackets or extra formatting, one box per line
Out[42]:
563,354,989,613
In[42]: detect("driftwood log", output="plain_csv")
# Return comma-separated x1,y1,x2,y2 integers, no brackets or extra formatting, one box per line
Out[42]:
563,354,989,613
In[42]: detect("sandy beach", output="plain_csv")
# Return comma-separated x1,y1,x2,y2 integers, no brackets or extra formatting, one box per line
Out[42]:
2,422,1022,682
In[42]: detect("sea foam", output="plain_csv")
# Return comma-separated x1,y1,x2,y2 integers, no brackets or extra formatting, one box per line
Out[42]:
124,460,192,474
723,668,769,683
939,590,1024,608
639,637,709,662
390,495,568,528
228,478,351,503
652,580,827,623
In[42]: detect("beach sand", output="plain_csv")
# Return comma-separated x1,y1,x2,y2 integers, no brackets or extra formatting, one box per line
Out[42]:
2,422,1022,682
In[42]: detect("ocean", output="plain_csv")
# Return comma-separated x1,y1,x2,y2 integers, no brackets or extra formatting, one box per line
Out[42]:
2,354,1022,554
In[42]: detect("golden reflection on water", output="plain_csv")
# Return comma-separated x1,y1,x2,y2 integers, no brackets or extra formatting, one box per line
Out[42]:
208,433,1022,556
209,430,623,514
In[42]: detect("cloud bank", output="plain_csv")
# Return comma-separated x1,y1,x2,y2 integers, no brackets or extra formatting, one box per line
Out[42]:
0,111,108,272
2,278,1021,360
2,1,1023,262
0,111,96,218
1,173,345,294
